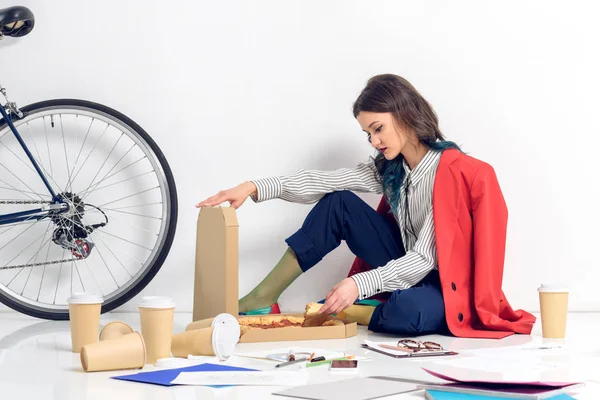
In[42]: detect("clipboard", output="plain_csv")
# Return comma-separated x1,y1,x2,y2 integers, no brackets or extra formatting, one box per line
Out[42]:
360,343,458,359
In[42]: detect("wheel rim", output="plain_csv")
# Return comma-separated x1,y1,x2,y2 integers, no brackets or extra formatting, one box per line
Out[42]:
0,106,173,314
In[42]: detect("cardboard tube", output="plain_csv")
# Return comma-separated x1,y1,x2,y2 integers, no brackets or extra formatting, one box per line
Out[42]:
99,322,134,341
171,327,215,358
80,332,146,372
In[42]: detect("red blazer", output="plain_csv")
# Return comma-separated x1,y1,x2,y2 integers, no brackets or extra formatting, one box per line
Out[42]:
347,149,536,339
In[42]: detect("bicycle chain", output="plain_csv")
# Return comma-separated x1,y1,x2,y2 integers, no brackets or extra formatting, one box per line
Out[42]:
0,199,77,270
0,200,51,204
0,258,81,271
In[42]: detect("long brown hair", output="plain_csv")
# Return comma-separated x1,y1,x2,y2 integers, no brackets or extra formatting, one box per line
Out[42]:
352,74,460,215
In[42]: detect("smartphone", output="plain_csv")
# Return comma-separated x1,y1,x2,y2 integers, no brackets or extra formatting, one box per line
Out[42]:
329,359,358,372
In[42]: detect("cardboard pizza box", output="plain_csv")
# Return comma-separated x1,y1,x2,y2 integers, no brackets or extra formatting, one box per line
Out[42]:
186,314,358,343
192,206,239,321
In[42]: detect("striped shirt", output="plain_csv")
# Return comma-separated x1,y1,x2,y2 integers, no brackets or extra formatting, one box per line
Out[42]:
251,149,441,300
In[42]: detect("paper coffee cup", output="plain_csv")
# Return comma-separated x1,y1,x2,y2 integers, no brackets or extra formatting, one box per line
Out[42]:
68,293,104,353
172,313,240,361
538,284,569,338
81,331,146,372
185,317,216,331
138,296,175,364
99,321,134,341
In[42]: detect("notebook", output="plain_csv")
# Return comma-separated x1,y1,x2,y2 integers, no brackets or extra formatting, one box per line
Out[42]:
112,362,259,387
425,389,576,400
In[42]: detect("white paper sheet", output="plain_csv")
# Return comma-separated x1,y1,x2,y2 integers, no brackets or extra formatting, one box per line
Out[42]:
171,370,309,386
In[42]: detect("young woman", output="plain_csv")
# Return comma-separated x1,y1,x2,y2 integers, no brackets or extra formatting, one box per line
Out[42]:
197,74,535,338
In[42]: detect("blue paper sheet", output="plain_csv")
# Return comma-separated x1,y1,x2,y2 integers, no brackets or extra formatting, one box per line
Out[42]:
112,363,259,387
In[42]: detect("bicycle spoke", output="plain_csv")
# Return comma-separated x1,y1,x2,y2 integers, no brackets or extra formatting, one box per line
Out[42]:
88,170,156,194
79,141,135,202
86,236,120,289
0,162,46,202
26,122,47,182
68,117,94,191
5,233,51,288
91,232,133,278
59,115,73,194
0,214,49,254
6,235,52,288
77,156,147,200
95,229,154,252
20,222,53,295
70,123,110,187
25,120,70,196
77,132,124,201
97,186,159,209
53,249,66,305
86,207,159,236
0,139,60,198
99,207,162,220
109,202,162,211
0,185,49,199
42,116,54,178
0,177,37,201
36,234,53,302
83,257,103,296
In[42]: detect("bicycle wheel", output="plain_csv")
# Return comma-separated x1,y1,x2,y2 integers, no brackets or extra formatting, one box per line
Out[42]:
0,99,177,320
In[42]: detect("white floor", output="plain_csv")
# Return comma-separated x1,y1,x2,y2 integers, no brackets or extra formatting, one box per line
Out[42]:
1,311,600,399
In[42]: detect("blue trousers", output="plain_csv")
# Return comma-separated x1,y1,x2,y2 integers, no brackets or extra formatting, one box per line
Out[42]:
285,191,448,336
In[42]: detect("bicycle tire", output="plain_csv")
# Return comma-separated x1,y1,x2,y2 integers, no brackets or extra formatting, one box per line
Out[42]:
0,99,178,320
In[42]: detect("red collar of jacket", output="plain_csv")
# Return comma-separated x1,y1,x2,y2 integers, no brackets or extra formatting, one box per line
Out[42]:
347,149,536,338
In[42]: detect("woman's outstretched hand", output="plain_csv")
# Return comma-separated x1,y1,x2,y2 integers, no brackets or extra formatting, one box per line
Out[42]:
319,278,359,315
195,181,257,209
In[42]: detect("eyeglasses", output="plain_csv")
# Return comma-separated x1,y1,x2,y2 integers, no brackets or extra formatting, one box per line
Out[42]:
378,339,445,353
395,339,444,353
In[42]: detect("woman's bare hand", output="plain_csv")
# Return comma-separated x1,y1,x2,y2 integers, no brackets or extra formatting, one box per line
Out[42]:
195,181,257,209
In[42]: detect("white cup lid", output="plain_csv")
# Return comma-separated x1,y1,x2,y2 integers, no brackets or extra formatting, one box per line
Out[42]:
67,292,103,304
138,296,176,309
211,313,240,361
538,283,569,293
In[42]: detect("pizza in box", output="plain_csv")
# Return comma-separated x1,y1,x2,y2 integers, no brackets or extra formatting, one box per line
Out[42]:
237,302,347,335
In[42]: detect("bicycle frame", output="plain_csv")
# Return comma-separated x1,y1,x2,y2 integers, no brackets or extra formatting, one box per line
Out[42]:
0,104,63,226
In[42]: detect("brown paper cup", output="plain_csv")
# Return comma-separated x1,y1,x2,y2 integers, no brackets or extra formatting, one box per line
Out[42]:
174,313,240,360
172,327,216,358
538,284,569,338
138,296,175,364
68,293,103,353
185,317,216,331
80,331,146,372
99,322,134,341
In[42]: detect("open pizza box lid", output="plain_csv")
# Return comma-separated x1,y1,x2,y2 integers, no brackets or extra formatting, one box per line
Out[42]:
186,313,357,343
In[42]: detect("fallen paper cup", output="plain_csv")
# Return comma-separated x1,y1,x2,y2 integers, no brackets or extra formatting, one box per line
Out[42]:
138,296,176,364
172,313,240,361
80,331,146,372
538,283,569,338
99,321,134,341
185,317,216,331
68,292,104,353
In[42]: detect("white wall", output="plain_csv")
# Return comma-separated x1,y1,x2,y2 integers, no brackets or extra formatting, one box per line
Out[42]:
1,0,599,314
